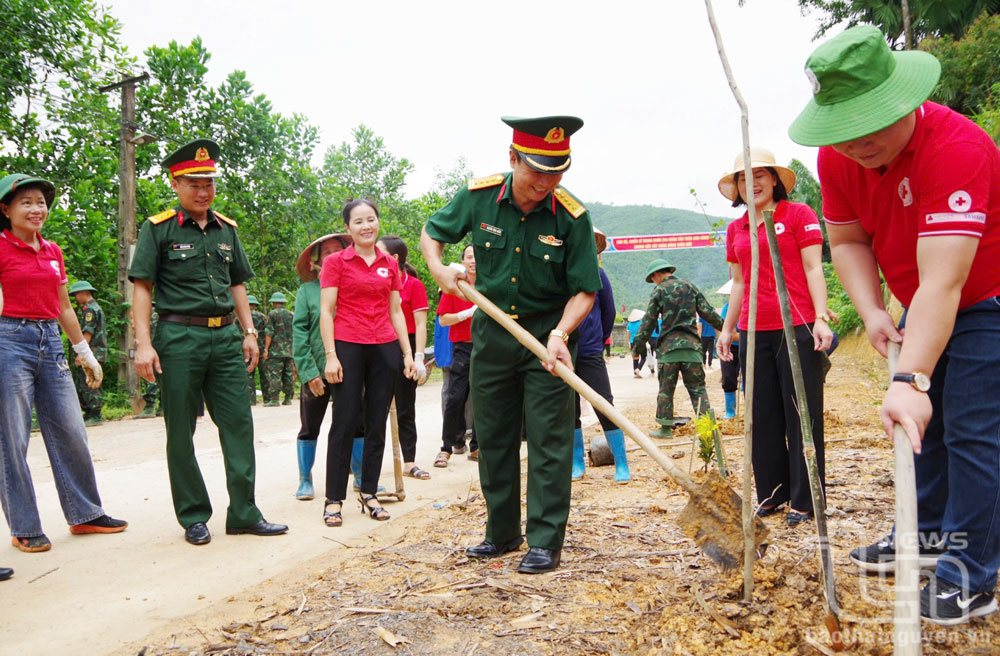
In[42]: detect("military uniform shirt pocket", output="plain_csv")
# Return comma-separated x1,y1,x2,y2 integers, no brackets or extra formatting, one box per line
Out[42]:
166,247,201,279
472,229,506,277
528,238,566,289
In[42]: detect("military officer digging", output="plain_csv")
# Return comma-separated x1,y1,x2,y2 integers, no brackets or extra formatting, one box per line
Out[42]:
130,139,287,545
421,116,602,574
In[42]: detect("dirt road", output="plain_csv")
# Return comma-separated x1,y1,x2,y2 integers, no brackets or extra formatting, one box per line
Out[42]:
1,354,683,656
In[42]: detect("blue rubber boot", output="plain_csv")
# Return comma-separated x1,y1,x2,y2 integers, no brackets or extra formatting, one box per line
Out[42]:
605,429,631,483
351,438,386,493
571,428,585,481
724,392,737,419
296,439,317,500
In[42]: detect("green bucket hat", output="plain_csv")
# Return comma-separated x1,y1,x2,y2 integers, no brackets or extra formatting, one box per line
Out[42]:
0,173,56,209
246,295,260,306
269,292,287,304
644,259,675,283
788,25,940,147
69,281,97,294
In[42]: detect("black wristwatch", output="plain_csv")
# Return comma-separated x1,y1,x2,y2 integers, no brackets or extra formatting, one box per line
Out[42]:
892,372,931,392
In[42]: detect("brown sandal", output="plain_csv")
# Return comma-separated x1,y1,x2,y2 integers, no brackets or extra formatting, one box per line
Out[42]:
433,451,450,468
405,466,430,480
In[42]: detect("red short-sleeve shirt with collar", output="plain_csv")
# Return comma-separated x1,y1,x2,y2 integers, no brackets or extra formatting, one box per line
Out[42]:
0,230,68,319
818,101,1000,309
399,272,429,335
319,244,402,344
725,200,824,331
437,292,473,342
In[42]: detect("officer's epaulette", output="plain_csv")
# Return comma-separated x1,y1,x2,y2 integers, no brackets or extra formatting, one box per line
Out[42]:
214,210,238,228
467,174,505,191
553,187,586,219
147,208,177,225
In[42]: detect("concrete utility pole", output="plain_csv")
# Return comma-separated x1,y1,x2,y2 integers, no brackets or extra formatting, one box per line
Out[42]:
100,72,150,411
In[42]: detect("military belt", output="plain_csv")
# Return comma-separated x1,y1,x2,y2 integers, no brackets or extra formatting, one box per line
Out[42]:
159,313,235,328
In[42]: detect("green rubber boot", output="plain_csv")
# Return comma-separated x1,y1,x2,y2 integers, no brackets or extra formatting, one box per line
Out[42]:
296,439,317,500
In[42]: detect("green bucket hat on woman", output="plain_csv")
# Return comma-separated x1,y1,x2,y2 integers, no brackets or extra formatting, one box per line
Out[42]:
644,259,675,283
0,173,56,208
788,25,941,147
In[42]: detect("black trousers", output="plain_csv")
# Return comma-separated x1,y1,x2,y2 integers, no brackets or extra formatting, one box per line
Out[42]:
574,350,617,432
740,325,824,512
298,380,365,442
392,334,419,462
324,340,400,500
721,342,741,392
701,336,715,367
441,342,476,453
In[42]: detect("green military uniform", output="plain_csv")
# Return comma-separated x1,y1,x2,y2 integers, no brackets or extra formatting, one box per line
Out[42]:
246,297,268,405
70,289,106,422
633,262,724,432
128,139,264,531
140,310,160,415
425,169,601,552
264,294,294,405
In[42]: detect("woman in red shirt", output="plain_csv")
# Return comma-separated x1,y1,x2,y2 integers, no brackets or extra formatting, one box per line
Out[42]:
319,200,415,526
715,150,834,527
376,235,431,480
0,174,126,555
434,244,478,468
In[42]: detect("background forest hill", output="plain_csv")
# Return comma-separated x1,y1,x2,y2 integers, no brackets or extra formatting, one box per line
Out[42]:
4,1,1000,406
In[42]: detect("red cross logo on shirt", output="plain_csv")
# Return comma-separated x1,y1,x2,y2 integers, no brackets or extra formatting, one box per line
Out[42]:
948,190,973,212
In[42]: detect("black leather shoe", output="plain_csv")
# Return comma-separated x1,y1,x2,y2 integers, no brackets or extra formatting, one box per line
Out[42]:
465,536,524,558
517,546,561,574
184,522,211,546
226,520,288,536
786,511,814,527
0,567,13,581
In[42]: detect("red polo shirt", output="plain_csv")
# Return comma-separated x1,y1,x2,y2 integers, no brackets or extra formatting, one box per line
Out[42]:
438,292,473,342
319,245,402,344
725,200,824,331
0,230,67,319
818,102,1000,310
399,272,429,335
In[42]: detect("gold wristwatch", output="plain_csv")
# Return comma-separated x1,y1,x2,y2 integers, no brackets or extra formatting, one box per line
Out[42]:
549,329,569,344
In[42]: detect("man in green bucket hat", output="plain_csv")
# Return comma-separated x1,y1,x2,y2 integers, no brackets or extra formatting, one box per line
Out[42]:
68,280,106,425
263,291,294,406
632,259,723,438
790,25,1000,625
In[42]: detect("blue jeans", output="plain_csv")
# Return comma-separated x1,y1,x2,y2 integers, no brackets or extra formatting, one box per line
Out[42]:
911,296,1000,593
0,318,105,537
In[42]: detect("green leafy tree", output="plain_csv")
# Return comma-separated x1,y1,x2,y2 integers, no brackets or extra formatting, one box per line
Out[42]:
795,0,999,43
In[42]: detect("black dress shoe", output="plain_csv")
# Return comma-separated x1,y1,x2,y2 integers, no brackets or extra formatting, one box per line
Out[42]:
185,522,211,546
0,567,13,581
517,546,561,574
465,536,524,558
225,520,289,536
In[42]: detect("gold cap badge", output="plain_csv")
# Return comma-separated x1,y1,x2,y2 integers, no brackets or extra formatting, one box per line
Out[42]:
543,127,565,144
195,147,210,161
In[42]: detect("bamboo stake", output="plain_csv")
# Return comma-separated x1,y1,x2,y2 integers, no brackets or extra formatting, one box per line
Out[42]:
761,208,842,645
703,0,761,602
888,342,921,656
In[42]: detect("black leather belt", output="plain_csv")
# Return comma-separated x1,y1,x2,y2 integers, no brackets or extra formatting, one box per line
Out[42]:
159,313,235,328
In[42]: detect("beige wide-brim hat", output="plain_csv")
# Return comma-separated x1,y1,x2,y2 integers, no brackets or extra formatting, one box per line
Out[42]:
717,148,796,202
296,233,353,282
594,227,608,254
627,309,645,323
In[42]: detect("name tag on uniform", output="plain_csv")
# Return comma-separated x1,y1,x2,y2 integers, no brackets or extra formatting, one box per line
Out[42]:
172,243,194,250
538,235,563,247
480,223,503,236
218,242,232,251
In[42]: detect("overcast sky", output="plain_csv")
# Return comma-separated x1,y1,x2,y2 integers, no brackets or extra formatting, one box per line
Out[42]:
105,0,836,220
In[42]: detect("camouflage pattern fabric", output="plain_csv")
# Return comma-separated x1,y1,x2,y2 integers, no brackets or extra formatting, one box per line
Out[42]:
265,307,293,357
656,361,711,426
263,356,294,402
249,309,269,404
72,299,106,419
143,311,160,406
632,275,723,360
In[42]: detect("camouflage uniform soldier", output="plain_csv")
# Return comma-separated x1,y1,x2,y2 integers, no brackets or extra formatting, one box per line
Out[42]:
263,292,294,406
69,281,106,426
138,308,161,417
246,295,269,405
633,260,724,438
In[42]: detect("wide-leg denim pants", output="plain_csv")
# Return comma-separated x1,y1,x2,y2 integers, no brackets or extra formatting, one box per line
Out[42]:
0,318,105,537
